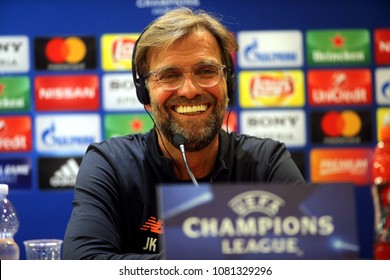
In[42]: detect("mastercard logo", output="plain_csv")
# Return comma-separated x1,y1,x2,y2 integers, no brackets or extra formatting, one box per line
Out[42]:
321,110,362,137
45,37,87,64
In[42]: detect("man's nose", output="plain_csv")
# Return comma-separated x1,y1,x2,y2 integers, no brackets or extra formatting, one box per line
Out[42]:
177,72,199,99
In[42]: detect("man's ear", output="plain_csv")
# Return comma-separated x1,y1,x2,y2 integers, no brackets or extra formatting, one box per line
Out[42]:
144,104,152,112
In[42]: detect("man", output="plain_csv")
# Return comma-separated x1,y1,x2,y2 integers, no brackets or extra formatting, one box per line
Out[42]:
63,7,305,260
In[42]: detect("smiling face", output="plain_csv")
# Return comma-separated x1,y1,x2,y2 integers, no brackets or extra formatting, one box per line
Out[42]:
145,29,228,151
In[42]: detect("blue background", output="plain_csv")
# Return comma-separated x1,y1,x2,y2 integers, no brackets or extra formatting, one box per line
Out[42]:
1,0,389,259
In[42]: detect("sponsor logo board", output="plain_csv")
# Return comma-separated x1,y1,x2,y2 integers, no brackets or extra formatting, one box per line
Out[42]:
0,36,29,72
35,75,99,111
307,69,372,106
306,29,370,66
0,158,32,190
101,34,139,71
310,148,372,186
375,68,390,105
0,76,31,111
104,113,154,138
374,29,390,65
34,36,97,70
35,114,101,154
376,107,390,141
38,156,82,189
102,73,144,111
0,116,32,152
238,30,303,68
240,109,306,147
310,110,372,144
239,70,305,107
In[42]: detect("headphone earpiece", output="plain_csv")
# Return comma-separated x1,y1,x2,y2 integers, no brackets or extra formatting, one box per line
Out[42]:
132,31,150,105
226,54,236,104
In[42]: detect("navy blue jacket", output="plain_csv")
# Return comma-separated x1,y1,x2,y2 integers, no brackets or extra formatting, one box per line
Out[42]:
63,129,305,259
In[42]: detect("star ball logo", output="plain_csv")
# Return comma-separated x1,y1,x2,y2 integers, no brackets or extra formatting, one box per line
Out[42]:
34,36,97,70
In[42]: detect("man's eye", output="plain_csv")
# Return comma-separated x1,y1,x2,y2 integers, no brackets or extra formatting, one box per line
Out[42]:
158,70,182,81
196,66,218,76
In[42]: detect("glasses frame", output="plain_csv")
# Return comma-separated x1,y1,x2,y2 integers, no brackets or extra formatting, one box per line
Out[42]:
144,63,228,91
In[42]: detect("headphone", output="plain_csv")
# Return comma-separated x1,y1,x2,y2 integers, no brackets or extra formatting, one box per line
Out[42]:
132,26,236,105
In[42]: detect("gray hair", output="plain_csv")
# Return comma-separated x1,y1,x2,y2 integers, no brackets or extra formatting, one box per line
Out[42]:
134,7,239,77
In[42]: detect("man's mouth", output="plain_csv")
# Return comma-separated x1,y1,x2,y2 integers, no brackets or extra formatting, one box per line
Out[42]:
174,104,208,114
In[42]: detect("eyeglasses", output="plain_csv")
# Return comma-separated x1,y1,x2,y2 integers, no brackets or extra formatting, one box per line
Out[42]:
144,63,228,91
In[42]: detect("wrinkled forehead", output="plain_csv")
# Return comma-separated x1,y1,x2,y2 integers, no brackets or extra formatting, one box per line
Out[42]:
147,30,223,70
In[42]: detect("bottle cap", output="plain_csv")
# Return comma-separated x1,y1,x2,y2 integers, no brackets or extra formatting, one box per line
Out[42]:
0,184,9,195
384,113,390,126
381,113,390,141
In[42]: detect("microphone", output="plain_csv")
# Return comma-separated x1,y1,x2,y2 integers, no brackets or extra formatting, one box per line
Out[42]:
173,134,199,187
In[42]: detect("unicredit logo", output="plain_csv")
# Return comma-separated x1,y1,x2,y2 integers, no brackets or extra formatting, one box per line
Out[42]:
0,119,6,134
45,37,86,64
308,69,372,106
0,116,32,152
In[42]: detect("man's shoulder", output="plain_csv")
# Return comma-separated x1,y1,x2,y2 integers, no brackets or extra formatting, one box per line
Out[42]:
224,130,282,149
88,132,152,156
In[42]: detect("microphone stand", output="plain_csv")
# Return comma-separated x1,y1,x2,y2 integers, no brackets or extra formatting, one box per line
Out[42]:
173,134,199,187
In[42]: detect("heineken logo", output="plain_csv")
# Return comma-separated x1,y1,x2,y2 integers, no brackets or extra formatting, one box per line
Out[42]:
306,29,371,66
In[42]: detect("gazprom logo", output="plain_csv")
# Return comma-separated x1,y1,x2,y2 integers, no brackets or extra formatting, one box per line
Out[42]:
244,40,298,64
42,123,95,146
382,81,390,99
238,30,303,68
375,68,390,105
36,114,101,154
228,191,285,217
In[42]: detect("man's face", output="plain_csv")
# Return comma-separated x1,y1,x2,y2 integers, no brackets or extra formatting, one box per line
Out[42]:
145,30,228,152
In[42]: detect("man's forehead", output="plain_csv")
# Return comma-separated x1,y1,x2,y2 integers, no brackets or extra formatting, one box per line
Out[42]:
147,30,222,69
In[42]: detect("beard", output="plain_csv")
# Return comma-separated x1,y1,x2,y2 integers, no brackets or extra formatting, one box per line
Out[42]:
151,93,228,152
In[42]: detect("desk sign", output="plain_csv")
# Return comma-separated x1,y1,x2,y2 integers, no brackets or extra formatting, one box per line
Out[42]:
157,183,359,260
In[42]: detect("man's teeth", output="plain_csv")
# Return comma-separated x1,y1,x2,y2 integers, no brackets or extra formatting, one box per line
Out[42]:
175,104,207,114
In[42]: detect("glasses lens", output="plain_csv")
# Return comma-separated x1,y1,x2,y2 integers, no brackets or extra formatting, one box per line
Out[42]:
152,64,224,90
194,64,221,87
156,67,182,90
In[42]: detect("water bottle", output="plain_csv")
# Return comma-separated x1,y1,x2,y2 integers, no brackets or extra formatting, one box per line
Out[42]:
372,113,390,260
0,184,20,260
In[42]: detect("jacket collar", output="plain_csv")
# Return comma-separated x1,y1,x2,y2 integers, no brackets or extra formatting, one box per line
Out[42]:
145,128,230,182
